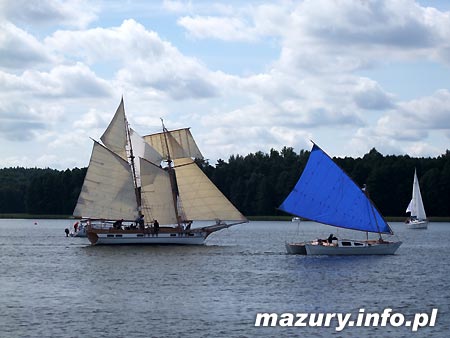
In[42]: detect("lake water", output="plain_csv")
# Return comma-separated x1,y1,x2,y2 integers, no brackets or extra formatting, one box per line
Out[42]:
0,219,449,337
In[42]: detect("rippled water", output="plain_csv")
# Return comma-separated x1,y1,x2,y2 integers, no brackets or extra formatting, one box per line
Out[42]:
0,219,449,337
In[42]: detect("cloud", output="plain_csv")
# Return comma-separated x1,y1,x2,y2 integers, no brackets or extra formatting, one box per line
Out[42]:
0,102,47,141
178,16,259,42
177,3,289,41
162,0,193,14
13,63,111,98
0,22,54,69
276,0,450,74
399,89,450,129
375,89,450,141
351,89,450,156
0,0,98,28
46,19,220,100
353,78,395,110
45,19,166,64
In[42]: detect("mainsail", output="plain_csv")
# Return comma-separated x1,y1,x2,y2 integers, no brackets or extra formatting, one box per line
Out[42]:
174,158,247,221
279,144,392,234
73,141,138,220
406,169,427,220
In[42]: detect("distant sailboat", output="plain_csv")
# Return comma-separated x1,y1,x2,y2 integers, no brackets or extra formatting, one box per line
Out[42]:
279,143,402,255
405,169,428,229
73,98,247,245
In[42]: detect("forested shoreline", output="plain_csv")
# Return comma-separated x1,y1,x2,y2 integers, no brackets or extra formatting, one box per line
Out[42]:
1,147,449,217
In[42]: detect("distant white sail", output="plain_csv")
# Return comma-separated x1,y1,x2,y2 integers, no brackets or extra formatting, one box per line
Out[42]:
144,128,203,160
406,169,427,220
174,158,247,221
100,98,128,160
73,141,138,220
140,158,178,225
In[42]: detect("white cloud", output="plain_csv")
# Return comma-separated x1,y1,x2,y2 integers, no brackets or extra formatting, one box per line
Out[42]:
162,0,193,14
45,19,167,64
275,0,450,74
0,0,98,29
178,16,259,41
0,22,54,69
20,63,111,98
400,89,450,129
353,78,395,110
45,19,221,100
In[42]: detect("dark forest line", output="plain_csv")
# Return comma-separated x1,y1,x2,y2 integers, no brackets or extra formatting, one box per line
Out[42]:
1,147,449,217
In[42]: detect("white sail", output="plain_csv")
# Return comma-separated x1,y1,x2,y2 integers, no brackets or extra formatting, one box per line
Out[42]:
174,158,247,221
130,129,163,165
144,128,203,160
129,128,163,187
406,169,427,220
140,158,178,225
100,98,128,160
73,141,138,220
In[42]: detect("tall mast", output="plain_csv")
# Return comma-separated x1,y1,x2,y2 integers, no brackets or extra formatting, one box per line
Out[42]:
161,118,181,226
125,110,142,216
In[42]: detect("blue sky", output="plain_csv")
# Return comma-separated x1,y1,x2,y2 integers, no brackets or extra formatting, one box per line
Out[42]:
1,0,450,169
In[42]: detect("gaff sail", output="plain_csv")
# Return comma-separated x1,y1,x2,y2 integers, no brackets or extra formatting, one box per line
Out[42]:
144,128,203,160
174,158,247,222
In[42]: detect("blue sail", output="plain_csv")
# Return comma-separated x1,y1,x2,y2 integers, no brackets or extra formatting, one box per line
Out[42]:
279,144,392,234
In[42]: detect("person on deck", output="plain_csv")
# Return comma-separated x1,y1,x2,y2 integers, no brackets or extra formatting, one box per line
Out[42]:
153,219,159,236
327,234,337,244
113,219,123,229
136,215,144,230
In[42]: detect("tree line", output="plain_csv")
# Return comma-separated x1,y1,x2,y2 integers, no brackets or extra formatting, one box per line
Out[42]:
199,147,450,218
0,167,86,215
0,147,449,217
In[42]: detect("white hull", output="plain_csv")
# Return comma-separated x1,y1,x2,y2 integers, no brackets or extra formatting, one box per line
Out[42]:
305,239,402,255
89,231,206,245
406,219,428,229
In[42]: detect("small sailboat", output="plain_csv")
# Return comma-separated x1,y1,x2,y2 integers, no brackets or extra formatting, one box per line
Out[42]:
279,143,402,255
405,169,428,229
73,98,247,245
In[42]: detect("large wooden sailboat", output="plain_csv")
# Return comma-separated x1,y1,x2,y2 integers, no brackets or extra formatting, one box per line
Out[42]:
73,99,247,245
280,143,401,255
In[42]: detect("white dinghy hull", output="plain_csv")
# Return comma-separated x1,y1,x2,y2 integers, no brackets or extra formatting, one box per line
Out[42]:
406,220,428,229
305,240,402,255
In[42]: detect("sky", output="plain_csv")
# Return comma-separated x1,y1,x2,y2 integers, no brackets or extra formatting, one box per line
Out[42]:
1,0,450,169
